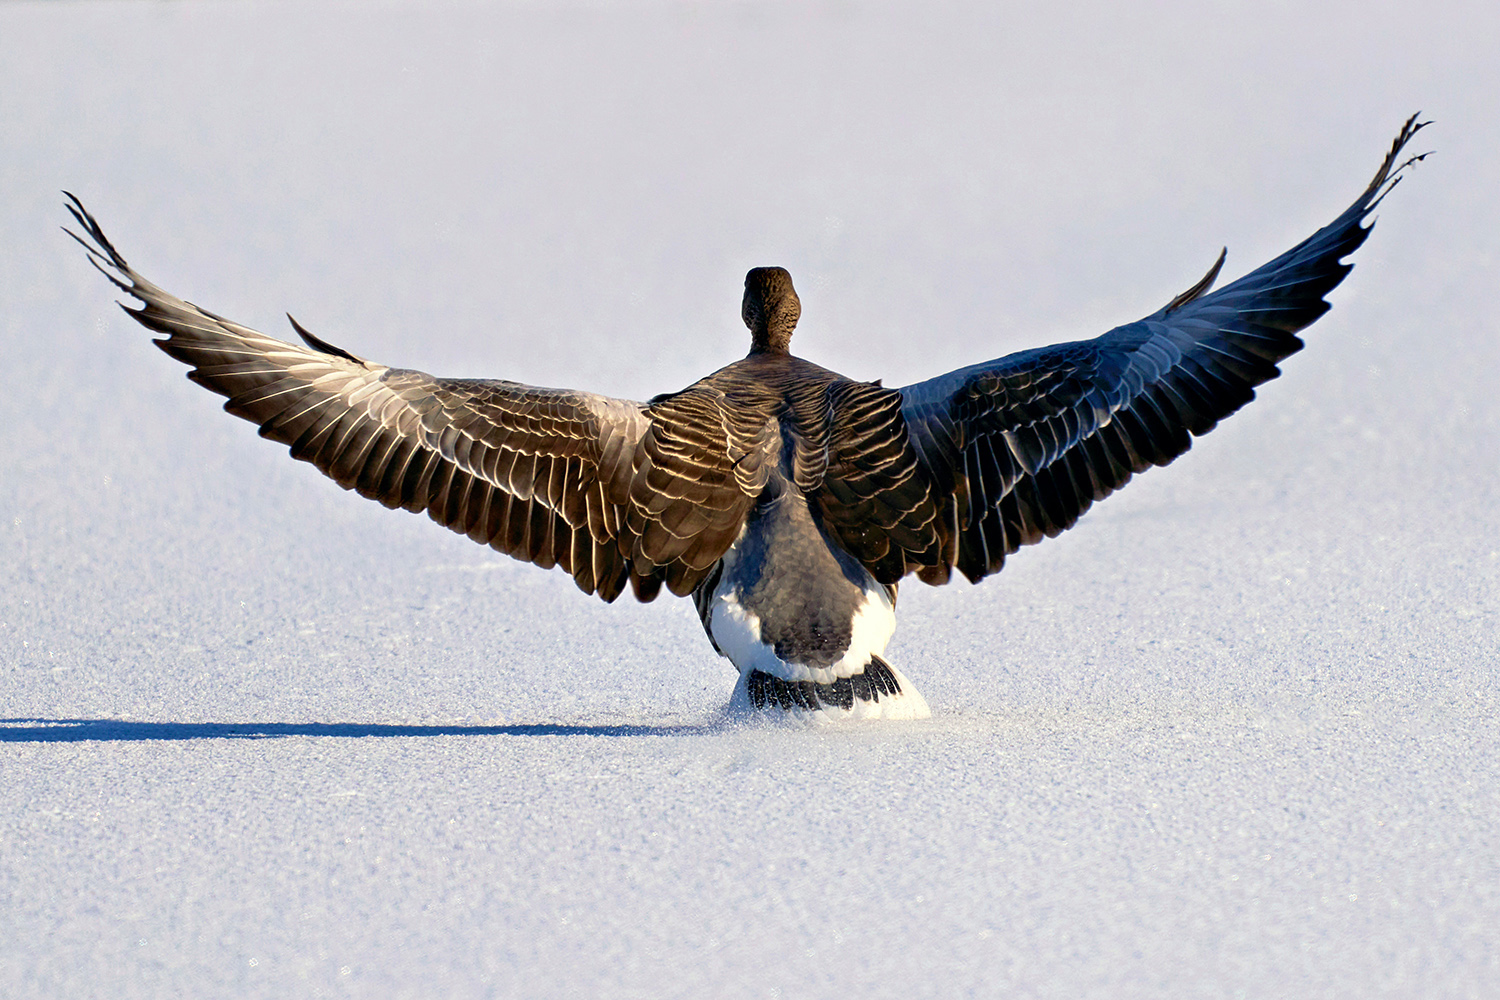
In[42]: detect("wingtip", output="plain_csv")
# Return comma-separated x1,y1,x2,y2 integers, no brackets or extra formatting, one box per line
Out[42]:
62,193,134,277
1365,113,1433,212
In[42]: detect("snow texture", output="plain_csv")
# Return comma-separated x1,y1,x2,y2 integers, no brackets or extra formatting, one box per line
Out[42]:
3,1,1497,997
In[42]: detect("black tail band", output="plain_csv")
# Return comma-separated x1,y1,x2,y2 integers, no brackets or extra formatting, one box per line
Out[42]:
747,656,901,711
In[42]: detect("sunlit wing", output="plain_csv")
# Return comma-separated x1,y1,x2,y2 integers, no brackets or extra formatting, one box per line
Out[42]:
66,196,755,602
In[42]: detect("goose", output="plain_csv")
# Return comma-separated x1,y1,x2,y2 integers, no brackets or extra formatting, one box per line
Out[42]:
68,116,1426,722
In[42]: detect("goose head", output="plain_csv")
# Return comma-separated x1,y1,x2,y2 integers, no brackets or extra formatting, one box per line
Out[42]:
742,266,801,354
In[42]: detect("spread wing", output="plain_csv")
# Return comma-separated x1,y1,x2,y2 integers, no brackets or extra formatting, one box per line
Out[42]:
66,197,753,602
898,115,1429,586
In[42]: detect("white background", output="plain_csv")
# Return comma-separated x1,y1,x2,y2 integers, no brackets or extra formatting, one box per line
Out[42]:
2,1,1496,997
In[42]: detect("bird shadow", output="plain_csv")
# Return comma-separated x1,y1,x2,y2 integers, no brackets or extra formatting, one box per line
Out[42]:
0,717,715,743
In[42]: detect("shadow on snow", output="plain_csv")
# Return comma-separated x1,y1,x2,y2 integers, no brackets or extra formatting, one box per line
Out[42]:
0,717,709,743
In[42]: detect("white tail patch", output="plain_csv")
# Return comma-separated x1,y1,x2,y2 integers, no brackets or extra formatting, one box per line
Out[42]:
708,585,897,685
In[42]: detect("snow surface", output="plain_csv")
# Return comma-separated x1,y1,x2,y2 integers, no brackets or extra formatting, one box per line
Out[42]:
3,1,1498,997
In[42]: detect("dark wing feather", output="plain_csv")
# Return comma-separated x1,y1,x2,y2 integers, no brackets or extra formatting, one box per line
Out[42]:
810,379,945,585
898,115,1428,585
66,196,752,602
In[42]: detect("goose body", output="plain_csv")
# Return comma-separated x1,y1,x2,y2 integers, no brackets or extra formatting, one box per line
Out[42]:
68,117,1425,721
680,328,930,719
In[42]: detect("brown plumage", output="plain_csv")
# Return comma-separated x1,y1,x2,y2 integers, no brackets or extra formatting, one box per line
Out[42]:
66,114,1426,718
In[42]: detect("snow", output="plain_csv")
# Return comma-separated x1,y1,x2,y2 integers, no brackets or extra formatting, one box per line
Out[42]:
2,1,1497,997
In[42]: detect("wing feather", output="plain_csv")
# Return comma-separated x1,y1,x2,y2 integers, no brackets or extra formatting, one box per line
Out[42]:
898,115,1428,584
67,195,756,601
